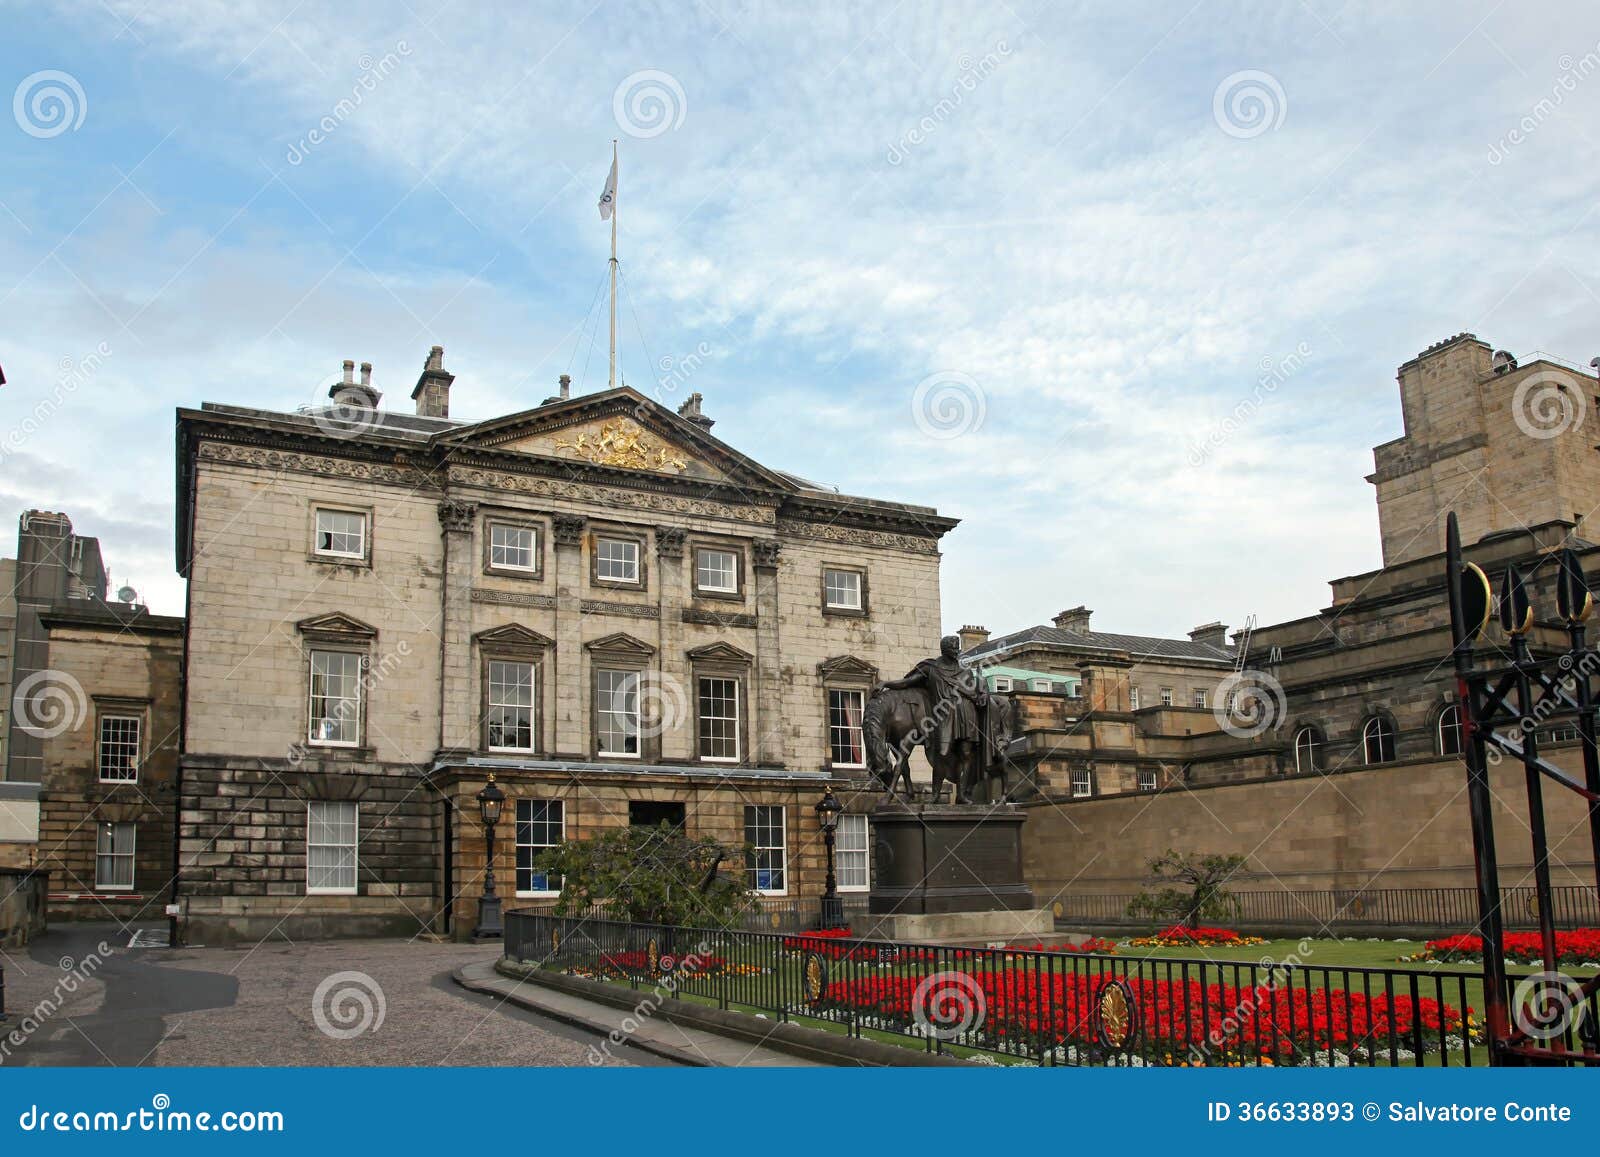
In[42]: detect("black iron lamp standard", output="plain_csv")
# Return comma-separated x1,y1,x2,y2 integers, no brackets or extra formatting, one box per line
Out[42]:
815,787,845,930
474,774,506,940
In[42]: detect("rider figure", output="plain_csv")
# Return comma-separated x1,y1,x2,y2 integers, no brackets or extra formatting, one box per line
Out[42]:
874,635,988,802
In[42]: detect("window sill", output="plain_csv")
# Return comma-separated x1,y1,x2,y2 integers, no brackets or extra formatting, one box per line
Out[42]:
692,587,743,602
515,892,561,900
822,605,868,619
484,565,544,581
306,888,358,896
307,554,372,570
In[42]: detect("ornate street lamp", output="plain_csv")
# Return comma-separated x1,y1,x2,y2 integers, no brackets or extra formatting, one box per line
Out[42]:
815,787,845,930
474,774,506,940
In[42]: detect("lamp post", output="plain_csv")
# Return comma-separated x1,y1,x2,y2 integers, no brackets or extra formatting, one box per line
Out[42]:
474,774,506,940
815,787,844,930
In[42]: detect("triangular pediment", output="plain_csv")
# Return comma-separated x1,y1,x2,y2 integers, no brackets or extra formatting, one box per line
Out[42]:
296,612,377,639
437,388,792,491
584,631,657,659
474,624,554,651
687,641,754,664
817,654,879,681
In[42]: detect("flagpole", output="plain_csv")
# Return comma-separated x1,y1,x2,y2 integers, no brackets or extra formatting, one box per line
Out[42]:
608,139,618,390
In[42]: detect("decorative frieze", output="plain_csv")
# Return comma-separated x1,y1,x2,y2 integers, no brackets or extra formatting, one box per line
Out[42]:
450,466,774,525
470,589,557,609
776,518,942,556
195,440,431,488
683,607,757,630
580,599,660,620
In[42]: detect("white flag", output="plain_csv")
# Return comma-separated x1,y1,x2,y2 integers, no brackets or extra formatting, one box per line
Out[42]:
598,156,616,221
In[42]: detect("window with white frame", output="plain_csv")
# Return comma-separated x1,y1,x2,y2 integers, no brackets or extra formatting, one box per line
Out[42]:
837,813,870,891
308,649,363,745
595,669,641,757
95,821,135,890
489,523,537,571
1160,687,1174,707
991,676,1013,693
1129,687,1140,710
306,801,358,894
1192,688,1208,709
827,689,866,768
1138,767,1159,792
1031,679,1052,692
1070,768,1093,798
486,660,535,752
1294,726,1322,774
98,714,142,783
314,508,366,559
1363,716,1397,765
744,805,786,893
1437,705,1464,757
697,676,740,761
595,536,640,584
695,548,738,595
515,799,564,896
823,568,863,611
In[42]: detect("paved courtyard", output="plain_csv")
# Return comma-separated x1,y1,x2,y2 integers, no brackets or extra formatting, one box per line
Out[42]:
1,923,666,1067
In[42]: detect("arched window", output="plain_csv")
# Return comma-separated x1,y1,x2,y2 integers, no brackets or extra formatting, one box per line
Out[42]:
1293,726,1322,774
1437,704,1464,757
1363,716,1396,765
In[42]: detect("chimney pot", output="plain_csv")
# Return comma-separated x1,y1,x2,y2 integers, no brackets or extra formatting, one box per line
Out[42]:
1188,621,1229,649
412,346,454,418
559,374,571,400
1052,606,1092,633
342,359,355,384
360,362,372,387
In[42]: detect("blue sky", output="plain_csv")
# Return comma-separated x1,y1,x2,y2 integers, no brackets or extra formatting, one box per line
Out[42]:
2,1,1597,641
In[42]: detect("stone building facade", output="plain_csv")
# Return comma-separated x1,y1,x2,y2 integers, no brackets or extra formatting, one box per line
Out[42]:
173,351,955,942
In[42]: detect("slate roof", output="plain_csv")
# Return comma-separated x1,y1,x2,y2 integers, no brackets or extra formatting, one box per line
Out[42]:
964,624,1234,666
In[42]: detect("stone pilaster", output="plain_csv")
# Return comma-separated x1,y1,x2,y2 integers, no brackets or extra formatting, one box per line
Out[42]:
552,514,586,758
655,527,689,761
438,500,478,753
752,539,783,767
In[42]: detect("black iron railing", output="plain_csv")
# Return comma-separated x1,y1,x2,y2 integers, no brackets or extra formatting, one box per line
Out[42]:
506,911,1513,1067
1052,885,1600,931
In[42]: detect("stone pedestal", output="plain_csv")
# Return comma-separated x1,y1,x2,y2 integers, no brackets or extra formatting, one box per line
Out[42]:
868,804,1035,916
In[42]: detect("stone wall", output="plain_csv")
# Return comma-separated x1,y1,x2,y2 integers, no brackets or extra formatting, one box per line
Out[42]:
0,867,48,947
1022,747,1596,914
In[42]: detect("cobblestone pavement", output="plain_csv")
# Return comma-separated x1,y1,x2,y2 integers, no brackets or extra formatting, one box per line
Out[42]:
2,923,664,1067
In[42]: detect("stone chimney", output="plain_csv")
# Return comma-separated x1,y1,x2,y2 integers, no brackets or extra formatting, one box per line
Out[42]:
677,392,714,431
329,358,381,409
411,345,454,418
1189,621,1229,649
1052,606,1092,633
957,624,990,652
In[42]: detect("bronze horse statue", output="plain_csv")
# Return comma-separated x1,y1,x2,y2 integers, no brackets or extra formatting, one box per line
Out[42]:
862,684,1018,803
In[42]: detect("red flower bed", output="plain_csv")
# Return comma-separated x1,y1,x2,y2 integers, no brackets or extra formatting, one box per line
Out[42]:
1128,925,1266,949
782,930,1117,961
816,968,1467,1062
595,950,727,972
1416,929,1600,966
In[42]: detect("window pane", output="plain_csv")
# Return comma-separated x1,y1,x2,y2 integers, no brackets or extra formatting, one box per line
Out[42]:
596,538,639,582
98,715,141,782
596,669,640,755
307,801,358,892
315,509,366,557
823,569,861,608
828,689,865,767
696,549,737,592
96,821,136,889
743,805,786,892
516,799,565,893
698,677,739,760
837,814,869,890
490,524,536,570
309,650,362,743
487,660,535,750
